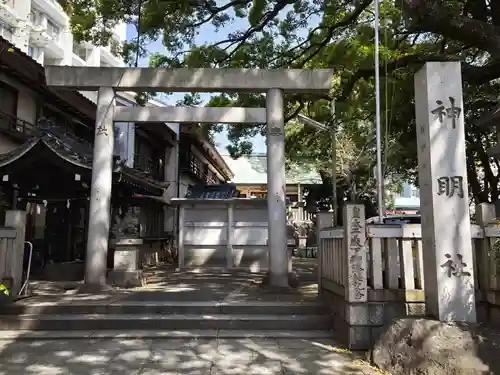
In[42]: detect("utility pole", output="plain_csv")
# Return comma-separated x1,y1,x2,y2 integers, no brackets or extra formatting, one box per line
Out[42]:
297,109,337,225
374,0,384,221
330,100,337,226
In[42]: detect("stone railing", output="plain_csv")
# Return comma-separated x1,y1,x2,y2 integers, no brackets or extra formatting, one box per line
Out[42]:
317,203,500,350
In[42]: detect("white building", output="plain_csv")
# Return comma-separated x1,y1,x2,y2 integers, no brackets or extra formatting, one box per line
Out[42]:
0,0,184,166
0,0,234,261
0,0,125,68
390,182,420,212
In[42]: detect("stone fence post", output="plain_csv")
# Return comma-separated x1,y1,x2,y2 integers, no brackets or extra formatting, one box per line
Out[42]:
476,203,500,315
316,211,333,294
343,203,367,303
5,210,27,297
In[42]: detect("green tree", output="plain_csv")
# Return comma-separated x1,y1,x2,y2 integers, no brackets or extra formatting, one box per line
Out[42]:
63,0,500,205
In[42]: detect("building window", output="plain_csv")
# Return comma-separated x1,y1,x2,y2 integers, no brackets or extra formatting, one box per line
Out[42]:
0,82,18,117
188,153,205,180
47,19,60,41
0,22,13,42
73,43,88,60
206,169,218,185
27,46,34,57
29,11,42,26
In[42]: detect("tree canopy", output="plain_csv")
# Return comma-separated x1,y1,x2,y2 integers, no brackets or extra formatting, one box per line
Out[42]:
63,0,500,205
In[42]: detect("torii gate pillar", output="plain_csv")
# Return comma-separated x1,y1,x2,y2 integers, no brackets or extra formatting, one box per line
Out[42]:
266,89,288,287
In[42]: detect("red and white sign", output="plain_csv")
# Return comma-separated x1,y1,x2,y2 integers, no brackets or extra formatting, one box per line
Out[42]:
385,209,419,215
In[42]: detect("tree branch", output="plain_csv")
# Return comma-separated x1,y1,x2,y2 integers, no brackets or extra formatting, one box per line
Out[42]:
336,51,500,102
187,0,250,28
285,0,373,68
213,0,296,64
337,52,460,101
404,0,500,55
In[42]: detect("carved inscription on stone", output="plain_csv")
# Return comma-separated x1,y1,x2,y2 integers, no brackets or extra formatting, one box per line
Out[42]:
114,249,139,271
96,123,109,136
440,253,471,278
268,126,283,136
346,205,366,302
436,176,464,198
430,96,462,129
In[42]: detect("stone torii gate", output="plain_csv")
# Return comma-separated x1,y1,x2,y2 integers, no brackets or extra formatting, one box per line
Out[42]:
44,67,333,288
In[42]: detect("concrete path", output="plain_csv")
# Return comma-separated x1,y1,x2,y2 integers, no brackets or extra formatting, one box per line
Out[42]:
0,336,379,375
0,262,384,374
25,262,320,305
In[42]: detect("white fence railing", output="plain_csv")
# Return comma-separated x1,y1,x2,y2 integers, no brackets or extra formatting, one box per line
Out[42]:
289,207,313,223
319,223,500,295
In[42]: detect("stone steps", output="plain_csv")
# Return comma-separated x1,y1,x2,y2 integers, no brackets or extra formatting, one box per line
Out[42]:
0,301,328,315
0,300,334,335
0,329,336,340
0,313,333,331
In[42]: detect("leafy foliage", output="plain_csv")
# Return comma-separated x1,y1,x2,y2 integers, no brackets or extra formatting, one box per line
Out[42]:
64,0,500,205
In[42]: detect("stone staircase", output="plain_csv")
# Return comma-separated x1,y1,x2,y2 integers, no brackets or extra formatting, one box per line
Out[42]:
0,265,334,340
0,300,334,339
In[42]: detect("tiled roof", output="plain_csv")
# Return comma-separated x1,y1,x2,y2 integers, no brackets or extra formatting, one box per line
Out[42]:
0,119,164,196
185,184,239,199
221,154,322,185
0,36,39,65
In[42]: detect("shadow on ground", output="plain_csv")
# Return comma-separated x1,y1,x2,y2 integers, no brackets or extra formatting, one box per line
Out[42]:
0,260,380,374
0,336,377,374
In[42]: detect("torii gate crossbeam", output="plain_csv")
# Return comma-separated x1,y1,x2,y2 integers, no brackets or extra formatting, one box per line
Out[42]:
44,66,334,289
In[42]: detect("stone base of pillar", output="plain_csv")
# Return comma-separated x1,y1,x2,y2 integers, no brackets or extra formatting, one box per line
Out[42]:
108,238,144,288
77,283,115,294
261,271,299,290
108,269,144,288
262,246,297,289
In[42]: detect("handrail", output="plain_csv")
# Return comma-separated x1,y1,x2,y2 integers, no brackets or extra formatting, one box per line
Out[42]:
18,241,33,297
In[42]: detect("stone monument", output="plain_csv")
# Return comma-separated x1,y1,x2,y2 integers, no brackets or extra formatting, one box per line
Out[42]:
414,62,476,322
344,204,367,303
108,206,143,287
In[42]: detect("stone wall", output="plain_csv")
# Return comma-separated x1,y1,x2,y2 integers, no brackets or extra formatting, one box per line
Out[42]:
321,283,498,350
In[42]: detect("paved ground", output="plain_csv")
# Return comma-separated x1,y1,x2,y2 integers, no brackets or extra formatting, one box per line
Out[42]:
0,260,381,374
0,337,377,375
25,260,320,304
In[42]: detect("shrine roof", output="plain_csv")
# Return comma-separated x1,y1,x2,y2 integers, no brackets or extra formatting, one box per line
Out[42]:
185,184,239,199
221,154,322,185
0,121,164,196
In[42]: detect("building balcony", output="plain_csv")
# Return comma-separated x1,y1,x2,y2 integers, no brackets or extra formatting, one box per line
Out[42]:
31,0,68,27
179,152,208,184
0,1,20,27
133,154,163,181
71,53,85,66
45,37,65,59
100,46,123,67
29,25,52,47
0,111,38,141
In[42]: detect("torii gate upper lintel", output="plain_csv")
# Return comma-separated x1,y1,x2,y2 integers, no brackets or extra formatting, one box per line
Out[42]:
44,66,334,289
44,66,333,93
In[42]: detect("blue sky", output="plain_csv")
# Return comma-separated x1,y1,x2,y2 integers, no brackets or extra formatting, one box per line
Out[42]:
126,17,268,154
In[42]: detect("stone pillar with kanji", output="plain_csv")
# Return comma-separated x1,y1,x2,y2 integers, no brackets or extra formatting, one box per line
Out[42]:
344,204,367,303
415,62,476,322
